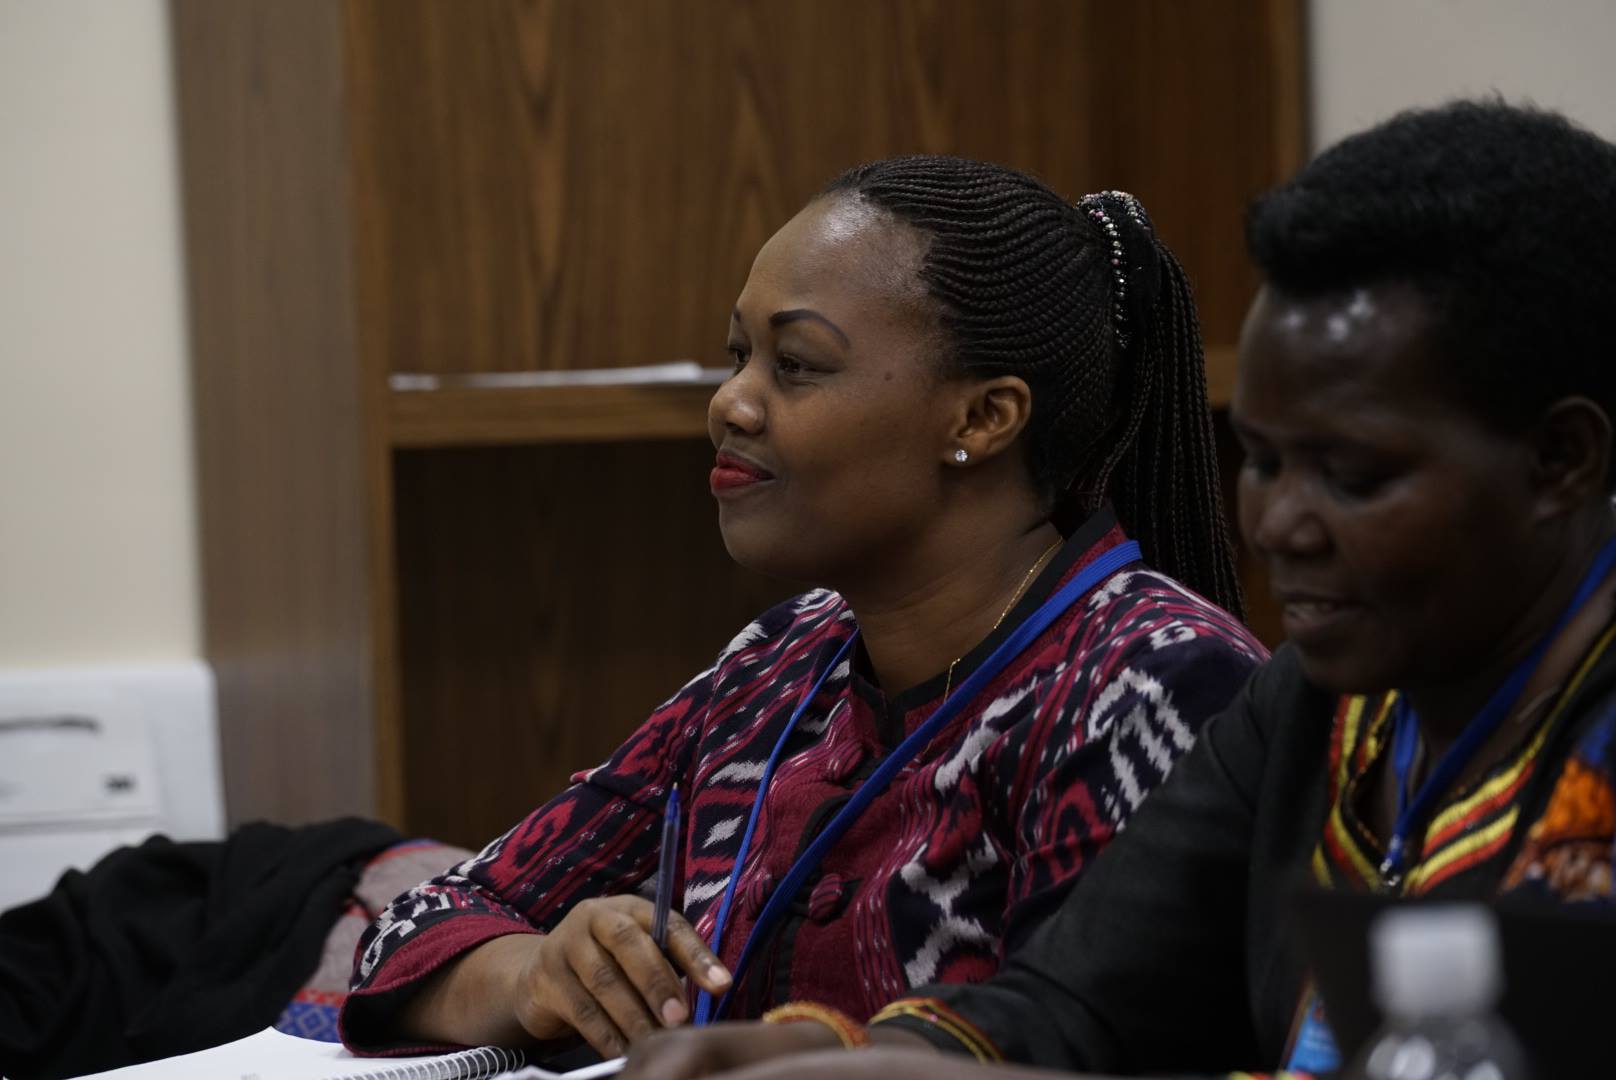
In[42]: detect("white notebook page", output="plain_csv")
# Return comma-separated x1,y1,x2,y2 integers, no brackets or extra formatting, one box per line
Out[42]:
69,1027,625,1080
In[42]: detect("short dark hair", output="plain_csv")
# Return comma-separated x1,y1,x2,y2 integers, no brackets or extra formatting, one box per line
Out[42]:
1246,100,1616,435
824,156,1242,616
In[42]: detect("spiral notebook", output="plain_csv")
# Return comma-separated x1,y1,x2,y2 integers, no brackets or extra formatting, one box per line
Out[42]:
72,1026,626,1080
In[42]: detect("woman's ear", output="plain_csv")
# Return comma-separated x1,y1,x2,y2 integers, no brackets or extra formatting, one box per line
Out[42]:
1529,396,1613,522
944,376,1034,466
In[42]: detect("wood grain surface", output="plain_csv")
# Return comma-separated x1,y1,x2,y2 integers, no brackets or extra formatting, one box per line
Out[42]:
344,0,1302,376
172,0,381,825
393,441,787,845
390,382,721,448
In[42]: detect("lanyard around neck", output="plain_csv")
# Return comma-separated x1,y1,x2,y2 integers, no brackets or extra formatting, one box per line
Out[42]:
693,539,1141,1023
1381,532,1616,887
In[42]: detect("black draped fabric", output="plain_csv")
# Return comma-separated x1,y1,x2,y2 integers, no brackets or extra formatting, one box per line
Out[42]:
878,642,1616,1076
0,817,400,1080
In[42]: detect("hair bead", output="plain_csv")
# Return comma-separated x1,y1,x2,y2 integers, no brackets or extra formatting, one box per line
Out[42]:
1078,190,1152,353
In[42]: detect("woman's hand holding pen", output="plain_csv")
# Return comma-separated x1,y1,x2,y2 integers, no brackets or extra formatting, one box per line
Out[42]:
510,894,731,1057
397,788,709,1056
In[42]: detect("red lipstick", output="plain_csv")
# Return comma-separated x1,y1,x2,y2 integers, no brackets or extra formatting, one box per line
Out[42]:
710,451,774,495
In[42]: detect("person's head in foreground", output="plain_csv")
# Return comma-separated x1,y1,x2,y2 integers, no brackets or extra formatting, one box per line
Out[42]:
617,100,1616,1080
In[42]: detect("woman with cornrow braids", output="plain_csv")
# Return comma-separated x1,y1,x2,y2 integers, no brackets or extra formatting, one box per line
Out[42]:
341,157,1264,1063
626,100,1616,1080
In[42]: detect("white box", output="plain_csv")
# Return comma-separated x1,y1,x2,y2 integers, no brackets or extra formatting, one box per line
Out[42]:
0,661,224,910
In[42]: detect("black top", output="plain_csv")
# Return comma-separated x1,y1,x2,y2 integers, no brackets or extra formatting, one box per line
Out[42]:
879,642,1616,1075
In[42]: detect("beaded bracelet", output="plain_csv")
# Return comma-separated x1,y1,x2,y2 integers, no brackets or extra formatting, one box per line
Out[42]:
868,997,1002,1062
760,1001,872,1049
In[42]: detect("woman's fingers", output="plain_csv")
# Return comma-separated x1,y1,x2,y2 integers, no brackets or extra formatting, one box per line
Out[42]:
518,893,733,1054
661,909,733,995
545,961,633,1058
588,905,688,1029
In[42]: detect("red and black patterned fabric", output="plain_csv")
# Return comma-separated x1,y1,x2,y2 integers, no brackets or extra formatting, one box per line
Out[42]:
341,510,1266,1051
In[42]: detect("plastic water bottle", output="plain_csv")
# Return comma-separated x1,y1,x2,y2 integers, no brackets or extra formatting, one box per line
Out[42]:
1350,904,1531,1080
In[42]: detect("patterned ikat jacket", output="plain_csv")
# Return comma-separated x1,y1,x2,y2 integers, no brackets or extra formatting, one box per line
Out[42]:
342,511,1267,1049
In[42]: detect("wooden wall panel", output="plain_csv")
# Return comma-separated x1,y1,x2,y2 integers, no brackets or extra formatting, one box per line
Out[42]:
1083,0,1305,347
344,0,1301,377
393,442,788,846
172,0,381,825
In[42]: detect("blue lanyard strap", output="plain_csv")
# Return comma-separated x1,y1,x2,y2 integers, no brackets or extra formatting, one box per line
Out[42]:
1382,532,1616,886
695,539,1141,1022
691,631,858,1024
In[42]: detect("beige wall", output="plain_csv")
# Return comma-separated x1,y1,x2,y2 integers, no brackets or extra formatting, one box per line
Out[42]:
0,0,198,665
1310,0,1616,148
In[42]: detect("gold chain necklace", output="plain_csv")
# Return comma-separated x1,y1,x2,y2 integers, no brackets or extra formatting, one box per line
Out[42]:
941,538,1064,704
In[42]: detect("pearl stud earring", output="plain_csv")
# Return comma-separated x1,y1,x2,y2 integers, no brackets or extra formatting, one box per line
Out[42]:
954,448,969,464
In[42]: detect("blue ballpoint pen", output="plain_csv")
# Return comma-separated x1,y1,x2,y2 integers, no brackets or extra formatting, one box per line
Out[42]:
651,784,681,950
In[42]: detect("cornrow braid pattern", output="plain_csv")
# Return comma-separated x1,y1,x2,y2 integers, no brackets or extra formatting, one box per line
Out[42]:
824,157,1242,617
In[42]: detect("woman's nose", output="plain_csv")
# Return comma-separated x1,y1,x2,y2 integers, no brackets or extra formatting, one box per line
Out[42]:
1244,473,1329,558
708,363,765,444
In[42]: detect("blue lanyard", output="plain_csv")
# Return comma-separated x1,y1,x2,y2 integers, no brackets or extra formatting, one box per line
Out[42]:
694,539,1141,1022
1381,532,1616,887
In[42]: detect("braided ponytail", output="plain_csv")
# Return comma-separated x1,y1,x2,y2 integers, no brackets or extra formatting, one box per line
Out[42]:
1095,197,1244,617
824,157,1244,617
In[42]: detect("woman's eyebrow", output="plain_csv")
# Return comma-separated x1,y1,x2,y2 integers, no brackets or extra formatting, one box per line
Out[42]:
768,308,851,348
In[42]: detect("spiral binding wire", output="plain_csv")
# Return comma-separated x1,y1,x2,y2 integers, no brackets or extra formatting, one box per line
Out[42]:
324,1045,526,1080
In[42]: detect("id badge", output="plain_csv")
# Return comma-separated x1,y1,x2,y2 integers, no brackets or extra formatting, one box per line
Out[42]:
1283,984,1342,1075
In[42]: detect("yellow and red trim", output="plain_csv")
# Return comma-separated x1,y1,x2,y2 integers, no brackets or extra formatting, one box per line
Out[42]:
869,997,1003,1063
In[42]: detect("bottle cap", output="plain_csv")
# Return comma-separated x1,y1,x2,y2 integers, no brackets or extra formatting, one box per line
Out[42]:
1370,904,1503,1018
